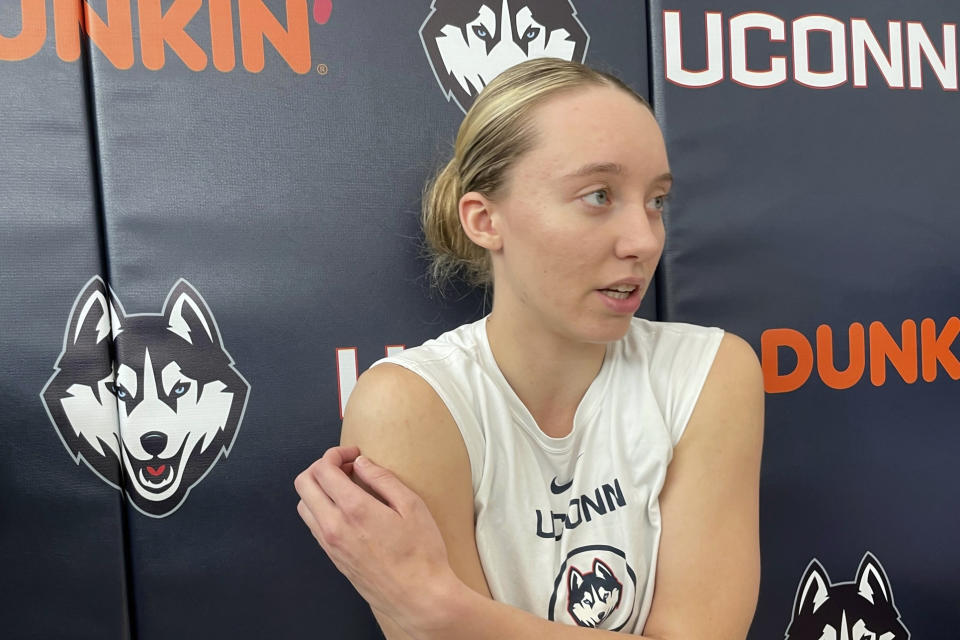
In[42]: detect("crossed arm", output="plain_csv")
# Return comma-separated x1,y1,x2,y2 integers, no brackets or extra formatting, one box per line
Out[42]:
294,333,764,639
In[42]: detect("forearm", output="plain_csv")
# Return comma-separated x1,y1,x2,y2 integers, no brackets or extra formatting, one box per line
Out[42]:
407,580,659,640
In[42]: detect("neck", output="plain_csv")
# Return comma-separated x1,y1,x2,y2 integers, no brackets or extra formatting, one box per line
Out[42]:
485,301,607,438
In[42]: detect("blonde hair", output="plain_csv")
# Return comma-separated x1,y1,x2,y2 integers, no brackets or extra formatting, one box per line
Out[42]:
422,58,652,287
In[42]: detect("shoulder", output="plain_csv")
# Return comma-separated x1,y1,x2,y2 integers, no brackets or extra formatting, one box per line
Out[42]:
620,318,724,368
625,317,723,347
682,331,764,449
621,319,729,442
344,320,492,487
341,362,459,454
702,332,764,407
344,317,485,442
386,320,485,365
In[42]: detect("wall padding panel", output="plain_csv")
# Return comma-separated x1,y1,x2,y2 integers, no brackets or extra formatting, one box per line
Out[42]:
1,1,130,637
651,1,959,637
9,1,650,638
8,0,956,638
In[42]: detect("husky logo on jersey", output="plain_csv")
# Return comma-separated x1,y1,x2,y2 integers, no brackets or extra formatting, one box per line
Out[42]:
548,545,638,631
786,552,910,640
568,558,623,627
420,0,590,112
41,277,250,518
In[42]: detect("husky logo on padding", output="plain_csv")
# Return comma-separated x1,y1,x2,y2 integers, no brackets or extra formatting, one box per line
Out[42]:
786,552,910,640
567,558,623,628
41,277,249,518
420,0,589,112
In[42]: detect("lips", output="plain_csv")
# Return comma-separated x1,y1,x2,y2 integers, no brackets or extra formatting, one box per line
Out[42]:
599,285,637,300
600,278,646,292
596,279,645,313
137,459,174,490
126,437,188,493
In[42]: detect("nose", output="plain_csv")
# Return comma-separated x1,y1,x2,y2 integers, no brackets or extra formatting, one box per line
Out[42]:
141,432,167,457
613,205,663,261
500,0,511,44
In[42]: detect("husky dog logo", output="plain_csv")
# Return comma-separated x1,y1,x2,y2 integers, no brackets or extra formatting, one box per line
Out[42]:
420,0,590,112
41,277,250,518
549,544,637,630
786,552,910,640
567,558,623,627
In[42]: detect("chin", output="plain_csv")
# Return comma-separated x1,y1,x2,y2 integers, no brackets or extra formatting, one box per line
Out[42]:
574,315,634,345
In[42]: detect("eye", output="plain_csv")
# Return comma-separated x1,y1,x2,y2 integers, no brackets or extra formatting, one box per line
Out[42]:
648,193,671,212
170,381,191,399
582,189,610,207
108,382,130,401
523,26,540,41
473,24,491,40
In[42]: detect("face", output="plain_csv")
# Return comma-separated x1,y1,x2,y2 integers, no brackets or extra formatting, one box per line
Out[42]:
486,85,671,343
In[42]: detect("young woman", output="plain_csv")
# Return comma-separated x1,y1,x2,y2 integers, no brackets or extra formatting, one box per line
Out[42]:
295,58,764,639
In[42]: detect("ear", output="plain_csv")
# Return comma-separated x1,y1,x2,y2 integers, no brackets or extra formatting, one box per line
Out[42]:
568,567,584,593
856,552,894,606
592,559,614,582
793,559,831,618
65,276,124,352
458,191,502,252
162,279,221,346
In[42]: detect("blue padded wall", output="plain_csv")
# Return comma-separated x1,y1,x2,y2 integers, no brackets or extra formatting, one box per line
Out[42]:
2,1,956,638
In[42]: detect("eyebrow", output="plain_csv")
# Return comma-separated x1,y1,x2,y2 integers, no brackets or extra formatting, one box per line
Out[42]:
561,163,674,187
562,162,623,179
651,172,674,187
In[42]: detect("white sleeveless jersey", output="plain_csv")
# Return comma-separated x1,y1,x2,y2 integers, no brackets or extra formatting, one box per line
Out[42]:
371,317,723,633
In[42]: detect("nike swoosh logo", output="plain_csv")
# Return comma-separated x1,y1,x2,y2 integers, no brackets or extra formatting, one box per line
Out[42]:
550,452,584,494
550,477,574,494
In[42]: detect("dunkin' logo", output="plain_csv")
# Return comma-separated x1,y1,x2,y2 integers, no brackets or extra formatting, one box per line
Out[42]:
761,315,960,393
0,0,333,73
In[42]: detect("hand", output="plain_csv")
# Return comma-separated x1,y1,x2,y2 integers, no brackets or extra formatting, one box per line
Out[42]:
294,446,461,634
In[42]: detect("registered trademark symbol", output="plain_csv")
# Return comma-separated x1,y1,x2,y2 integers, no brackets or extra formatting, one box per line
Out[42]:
317,63,328,75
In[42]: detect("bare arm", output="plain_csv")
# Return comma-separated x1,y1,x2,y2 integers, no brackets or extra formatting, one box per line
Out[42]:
295,333,763,640
338,364,494,639
641,332,764,639
398,333,764,640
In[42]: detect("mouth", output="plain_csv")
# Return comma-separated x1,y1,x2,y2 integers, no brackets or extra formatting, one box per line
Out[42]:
598,285,638,300
137,461,175,490
596,281,644,313
127,439,188,493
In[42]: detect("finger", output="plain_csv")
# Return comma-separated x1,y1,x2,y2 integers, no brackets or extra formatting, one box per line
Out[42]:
350,455,419,515
312,458,394,519
321,445,361,468
313,455,355,479
296,499,326,544
294,468,337,520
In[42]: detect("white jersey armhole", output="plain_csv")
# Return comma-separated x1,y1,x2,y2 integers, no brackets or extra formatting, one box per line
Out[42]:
669,327,725,447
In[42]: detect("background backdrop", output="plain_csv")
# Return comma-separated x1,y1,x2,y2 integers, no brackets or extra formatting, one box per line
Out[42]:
2,0,956,638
